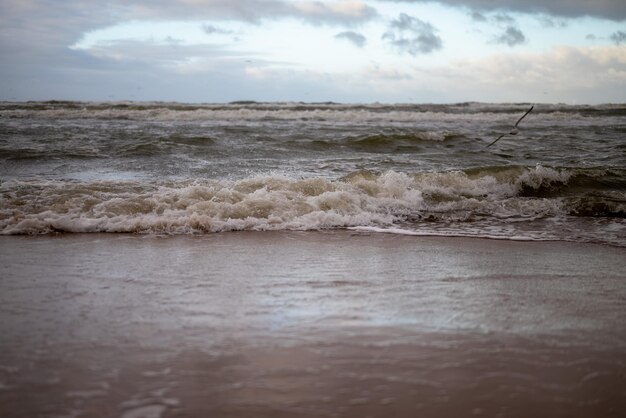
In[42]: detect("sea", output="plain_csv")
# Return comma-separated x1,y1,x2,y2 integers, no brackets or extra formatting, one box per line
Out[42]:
1,101,625,246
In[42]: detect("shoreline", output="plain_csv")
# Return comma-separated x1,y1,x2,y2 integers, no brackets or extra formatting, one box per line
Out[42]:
348,225,626,248
1,231,625,417
3,227,626,248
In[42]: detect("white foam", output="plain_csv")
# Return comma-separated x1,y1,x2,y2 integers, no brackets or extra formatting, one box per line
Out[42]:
348,226,547,242
120,405,166,418
1,102,590,125
0,167,576,235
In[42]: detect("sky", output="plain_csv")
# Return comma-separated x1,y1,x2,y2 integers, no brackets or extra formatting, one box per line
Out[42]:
0,0,625,103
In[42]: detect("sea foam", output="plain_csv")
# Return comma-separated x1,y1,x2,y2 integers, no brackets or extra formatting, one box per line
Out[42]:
1,101,599,124
0,167,582,235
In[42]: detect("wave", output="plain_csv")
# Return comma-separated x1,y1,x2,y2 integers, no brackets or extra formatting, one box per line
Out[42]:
3,101,624,122
302,132,462,153
0,131,460,161
346,131,455,146
0,133,219,160
2,166,624,240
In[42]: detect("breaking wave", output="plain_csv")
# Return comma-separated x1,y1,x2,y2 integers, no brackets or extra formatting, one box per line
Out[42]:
2,166,624,244
3,101,625,122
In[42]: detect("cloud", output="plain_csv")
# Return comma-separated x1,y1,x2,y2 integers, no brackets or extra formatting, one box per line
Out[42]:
470,11,487,22
0,1,378,66
113,0,379,25
610,31,626,45
469,9,568,32
419,45,626,102
0,1,379,66
335,31,367,47
382,13,442,55
1,1,378,38
290,1,379,24
537,16,568,28
492,13,515,24
376,0,626,21
1,1,624,103
0,0,379,101
584,31,626,45
468,10,527,48
81,40,245,67
363,64,412,80
202,24,233,35
293,45,626,103
494,26,526,47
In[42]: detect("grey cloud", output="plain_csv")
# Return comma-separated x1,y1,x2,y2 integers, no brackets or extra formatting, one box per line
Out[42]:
1,1,378,43
470,11,487,22
584,31,626,44
493,13,515,24
83,40,245,65
494,26,526,47
0,0,378,101
0,1,378,62
335,31,367,48
118,0,379,25
470,11,521,27
164,36,184,44
467,10,528,48
537,16,568,28
202,24,233,35
1,56,337,103
419,45,626,104
470,10,567,30
382,13,442,55
0,36,284,101
610,31,626,45
377,1,626,21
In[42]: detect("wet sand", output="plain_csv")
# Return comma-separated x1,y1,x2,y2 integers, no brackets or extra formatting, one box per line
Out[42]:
1,232,625,417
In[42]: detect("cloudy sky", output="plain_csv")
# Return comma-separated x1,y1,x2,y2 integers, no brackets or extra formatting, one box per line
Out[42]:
1,0,625,103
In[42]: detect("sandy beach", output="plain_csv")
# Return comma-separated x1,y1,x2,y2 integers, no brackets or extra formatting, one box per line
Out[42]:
1,232,625,417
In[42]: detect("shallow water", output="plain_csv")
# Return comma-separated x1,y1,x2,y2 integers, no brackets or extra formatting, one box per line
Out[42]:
1,232,625,417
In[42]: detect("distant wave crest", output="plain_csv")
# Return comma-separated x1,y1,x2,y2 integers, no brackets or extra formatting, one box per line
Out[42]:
3,101,625,122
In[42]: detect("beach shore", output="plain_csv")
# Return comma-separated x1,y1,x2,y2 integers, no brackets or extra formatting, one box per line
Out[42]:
1,232,625,417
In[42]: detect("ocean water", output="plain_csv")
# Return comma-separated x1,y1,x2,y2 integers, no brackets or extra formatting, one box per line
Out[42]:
1,101,625,245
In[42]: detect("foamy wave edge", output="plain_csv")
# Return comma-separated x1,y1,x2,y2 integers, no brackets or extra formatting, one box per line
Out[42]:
0,166,608,235
348,226,556,242
1,102,594,123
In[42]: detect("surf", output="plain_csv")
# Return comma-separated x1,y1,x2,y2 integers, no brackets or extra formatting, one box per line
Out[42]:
2,167,623,246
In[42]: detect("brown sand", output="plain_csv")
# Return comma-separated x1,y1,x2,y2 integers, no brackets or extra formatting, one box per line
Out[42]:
0,231,625,417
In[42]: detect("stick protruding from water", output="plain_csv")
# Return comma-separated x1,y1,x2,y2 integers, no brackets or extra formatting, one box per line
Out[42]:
486,105,534,148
